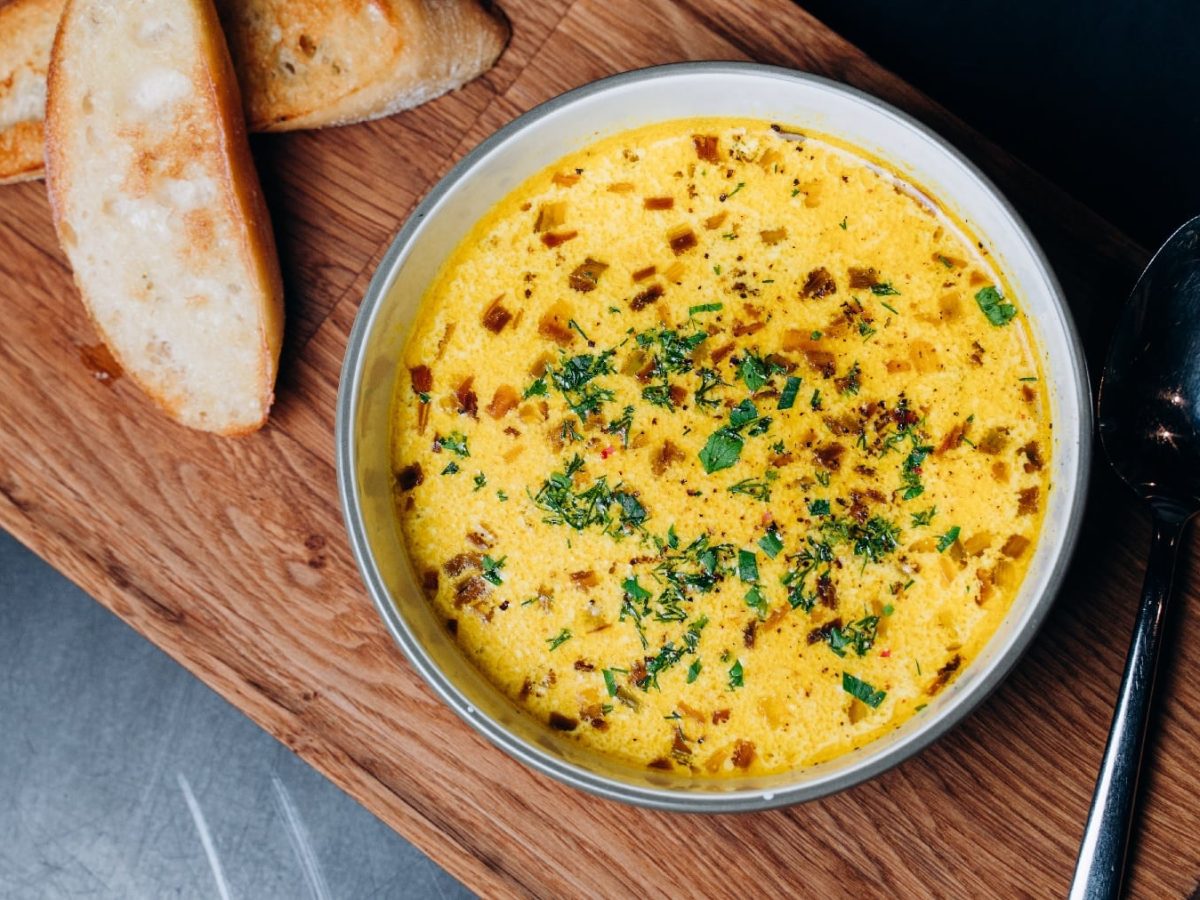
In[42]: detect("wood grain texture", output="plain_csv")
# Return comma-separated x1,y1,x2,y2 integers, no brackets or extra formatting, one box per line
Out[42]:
0,1,1196,897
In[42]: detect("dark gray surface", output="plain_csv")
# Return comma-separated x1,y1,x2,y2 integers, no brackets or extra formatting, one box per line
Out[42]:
0,530,472,900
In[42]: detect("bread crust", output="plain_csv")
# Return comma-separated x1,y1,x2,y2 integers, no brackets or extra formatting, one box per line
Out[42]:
0,0,64,183
46,0,285,435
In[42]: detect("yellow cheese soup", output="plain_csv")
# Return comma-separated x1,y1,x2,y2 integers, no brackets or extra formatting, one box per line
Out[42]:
391,118,1050,776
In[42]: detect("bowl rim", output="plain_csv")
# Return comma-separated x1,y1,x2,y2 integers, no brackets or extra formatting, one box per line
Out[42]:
335,60,1093,812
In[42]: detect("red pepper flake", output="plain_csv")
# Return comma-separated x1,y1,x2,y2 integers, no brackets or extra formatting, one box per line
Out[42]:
881,649,891,658
600,445,615,459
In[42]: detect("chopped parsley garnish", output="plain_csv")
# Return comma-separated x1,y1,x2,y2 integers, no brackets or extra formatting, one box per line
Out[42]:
686,659,702,683
605,405,635,448
975,285,1016,326
730,398,759,429
737,549,759,583
883,603,895,616
858,321,877,340
936,526,961,553
807,498,831,517
689,302,723,315
728,659,744,689
1019,376,1039,383
441,461,460,475
545,350,616,419
836,361,862,395
870,282,900,296
638,617,707,689
568,319,591,342
744,586,768,618
778,375,802,410
839,216,848,230
853,516,901,563
900,442,934,500
842,672,886,708
728,474,775,502
531,454,647,538
727,181,745,198
523,377,548,398
810,388,823,411
758,528,784,558
810,330,823,341
546,628,572,651
636,328,707,410
622,575,651,603
815,470,831,487
694,367,725,408
497,489,508,502
438,432,470,457
417,392,431,404
602,668,621,696
480,555,506,585
473,472,487,491
910,506,937,527
738,350,783,392
827,615,879,657
879,301,900,316
699,428,743,473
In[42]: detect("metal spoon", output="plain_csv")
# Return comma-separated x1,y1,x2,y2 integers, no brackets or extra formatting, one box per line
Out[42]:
1071,215,1200,898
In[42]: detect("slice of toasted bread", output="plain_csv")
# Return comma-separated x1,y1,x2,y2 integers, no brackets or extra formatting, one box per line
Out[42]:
0,0,63,184
46,0,284,435
215,0,510,132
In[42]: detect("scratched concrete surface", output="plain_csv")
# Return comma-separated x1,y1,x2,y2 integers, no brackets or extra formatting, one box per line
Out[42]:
0,530,473,900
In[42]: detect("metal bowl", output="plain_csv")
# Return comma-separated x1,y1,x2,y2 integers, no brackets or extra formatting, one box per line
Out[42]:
336,62,1091,811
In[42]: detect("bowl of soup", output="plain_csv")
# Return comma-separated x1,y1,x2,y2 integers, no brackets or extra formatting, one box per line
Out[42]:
336,62,1090,811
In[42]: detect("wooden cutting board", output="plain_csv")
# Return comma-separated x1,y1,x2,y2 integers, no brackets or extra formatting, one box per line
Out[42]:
1,1,1194,896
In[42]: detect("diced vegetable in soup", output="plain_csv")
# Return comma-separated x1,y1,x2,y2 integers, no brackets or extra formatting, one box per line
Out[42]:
392,118,1051,776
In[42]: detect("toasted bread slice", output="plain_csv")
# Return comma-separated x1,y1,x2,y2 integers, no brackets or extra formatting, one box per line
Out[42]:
0,0,63,184
214,0,510,132
46,0,284,435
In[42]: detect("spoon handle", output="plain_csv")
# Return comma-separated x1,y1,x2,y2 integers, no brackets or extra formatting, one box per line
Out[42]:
1070,512,1189,900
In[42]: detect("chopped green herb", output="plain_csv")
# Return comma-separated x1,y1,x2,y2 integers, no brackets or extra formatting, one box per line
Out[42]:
667,524,680,549
728,475,773,502
807,498,831,517
441,461,460,475
417,392,431,404
531,454,647,537
568,319,591,342
810,388,823,411
882,603,895,616
690,301,724,317
842,672,886,708
738,350,783,392
713,264,722,275
605,404,635,448
937,254,954,268
694,367,725,409
496,489,508,502
975,285,1017,326
791,188,801,197
758,528,784,559
523,377,548,399
547,628,572,651
638,617,708,689
839,216,848,230
870,282,900,296
852,516,901,564
837,361,862,395
900,442,933,500
879,301,899,315
810,330,823,340
737,549,760,584
480,555,506,585
778,375,802,410
602,668,621,696
728,659,744,689
473,472,487,491
438,432,470,457
545,350,616,419
827,615,880,657
1019,376,1038,383
699,428,744,473
936,526,961,553
744,586,768,618
622,576,651,602
686,659,702,683
815,470,831,487
729,398,758,429
726,181,745,198
608,305,621,314
910,506,937,527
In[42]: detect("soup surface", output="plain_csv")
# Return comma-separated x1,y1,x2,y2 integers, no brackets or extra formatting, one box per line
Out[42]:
392,118,1051,776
